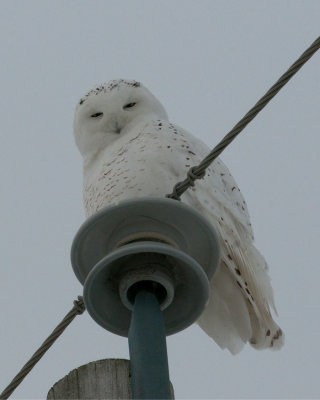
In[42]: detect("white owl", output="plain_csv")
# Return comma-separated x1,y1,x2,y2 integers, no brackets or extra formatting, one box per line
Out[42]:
74,79,283,354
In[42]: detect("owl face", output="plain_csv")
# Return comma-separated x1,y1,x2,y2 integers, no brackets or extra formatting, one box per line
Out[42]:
73,80,168,160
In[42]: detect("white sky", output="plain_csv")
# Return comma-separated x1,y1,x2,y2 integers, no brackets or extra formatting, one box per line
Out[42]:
0,1,319,398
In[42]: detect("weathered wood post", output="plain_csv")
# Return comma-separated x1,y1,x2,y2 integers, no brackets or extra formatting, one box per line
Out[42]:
47,359,175,399
47,359,132,400
63,198,220,399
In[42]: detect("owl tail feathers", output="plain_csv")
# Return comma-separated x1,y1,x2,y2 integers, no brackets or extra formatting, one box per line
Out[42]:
197,264,252,355
249,311,284,351
197,262,284,354
238,244,284,351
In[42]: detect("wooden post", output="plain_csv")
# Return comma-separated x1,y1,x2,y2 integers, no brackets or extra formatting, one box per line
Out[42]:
47,359,132,400
47,358,174,399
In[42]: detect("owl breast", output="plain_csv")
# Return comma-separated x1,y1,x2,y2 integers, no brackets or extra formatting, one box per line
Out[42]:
83,119,193,217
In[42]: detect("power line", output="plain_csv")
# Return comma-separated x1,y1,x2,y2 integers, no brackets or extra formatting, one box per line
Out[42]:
0,297,85,400
167,36,320,200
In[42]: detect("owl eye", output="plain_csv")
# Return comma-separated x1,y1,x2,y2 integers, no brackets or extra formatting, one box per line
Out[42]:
91,112,103,118
123,102,136,109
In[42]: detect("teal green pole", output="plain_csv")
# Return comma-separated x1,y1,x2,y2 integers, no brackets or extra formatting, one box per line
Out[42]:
128,290,171,399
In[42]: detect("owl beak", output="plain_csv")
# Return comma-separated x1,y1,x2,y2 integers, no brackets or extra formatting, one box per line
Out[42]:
107,117,121,134
115,122,121,134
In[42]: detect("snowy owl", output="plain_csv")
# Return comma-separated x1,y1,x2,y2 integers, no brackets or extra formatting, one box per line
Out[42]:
74,79,283,354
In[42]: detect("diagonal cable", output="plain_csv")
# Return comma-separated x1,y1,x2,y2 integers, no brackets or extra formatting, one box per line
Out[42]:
0,296,86,400
167,36,320,200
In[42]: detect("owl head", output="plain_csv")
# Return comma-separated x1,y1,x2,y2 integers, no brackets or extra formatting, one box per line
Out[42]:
73,79,168,161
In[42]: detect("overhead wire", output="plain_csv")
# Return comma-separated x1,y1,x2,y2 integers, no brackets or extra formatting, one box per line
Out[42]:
167,36,320,200
0,297,85,400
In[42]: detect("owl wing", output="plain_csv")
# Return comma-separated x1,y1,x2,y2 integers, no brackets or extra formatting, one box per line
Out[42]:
154,121,283,353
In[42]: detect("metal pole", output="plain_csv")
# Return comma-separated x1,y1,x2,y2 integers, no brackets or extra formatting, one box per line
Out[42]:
128,290,171,400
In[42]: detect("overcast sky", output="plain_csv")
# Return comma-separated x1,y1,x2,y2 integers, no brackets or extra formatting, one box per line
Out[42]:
0,1,319,399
